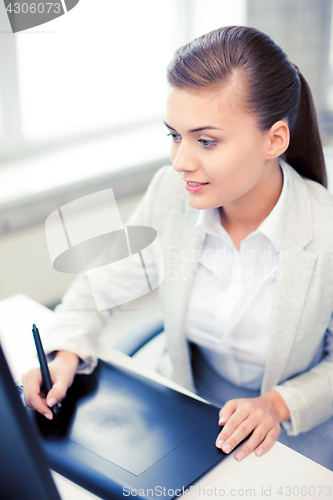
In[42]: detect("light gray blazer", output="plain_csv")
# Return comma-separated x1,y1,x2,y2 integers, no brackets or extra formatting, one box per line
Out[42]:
45,160,333,437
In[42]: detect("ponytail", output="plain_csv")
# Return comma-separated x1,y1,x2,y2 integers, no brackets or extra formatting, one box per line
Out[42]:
284,69,327,188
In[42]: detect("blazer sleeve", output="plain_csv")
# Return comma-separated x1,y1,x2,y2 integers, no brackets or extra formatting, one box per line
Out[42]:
42,166,170,373
273,317,333,436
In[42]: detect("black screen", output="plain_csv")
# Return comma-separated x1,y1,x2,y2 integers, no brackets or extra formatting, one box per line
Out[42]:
0,344,61,500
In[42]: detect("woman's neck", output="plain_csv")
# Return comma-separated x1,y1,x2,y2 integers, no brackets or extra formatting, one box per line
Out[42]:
219,159,283,249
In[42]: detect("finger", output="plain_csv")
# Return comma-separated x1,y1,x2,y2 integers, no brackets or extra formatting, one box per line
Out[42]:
234,422,281,461
46,379,68,408
216,415,254,452
216,404,252,449
233,421,271,460
28,392,54,419
22,367,42,397
22,369,52,417
218,399,239,425
255,426,281,458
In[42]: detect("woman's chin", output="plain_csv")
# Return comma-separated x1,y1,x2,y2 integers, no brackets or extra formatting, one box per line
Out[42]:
186,194,217,211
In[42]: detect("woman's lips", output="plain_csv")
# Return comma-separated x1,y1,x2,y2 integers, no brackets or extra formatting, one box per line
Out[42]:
185,181,209,193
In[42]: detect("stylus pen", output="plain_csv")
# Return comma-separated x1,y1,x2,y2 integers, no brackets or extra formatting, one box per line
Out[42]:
32,324,60,423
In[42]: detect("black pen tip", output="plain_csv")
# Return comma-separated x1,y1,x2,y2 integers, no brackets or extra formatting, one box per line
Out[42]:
52,405,60,417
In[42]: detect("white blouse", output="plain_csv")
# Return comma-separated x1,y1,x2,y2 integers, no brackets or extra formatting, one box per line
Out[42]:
185,164,288,390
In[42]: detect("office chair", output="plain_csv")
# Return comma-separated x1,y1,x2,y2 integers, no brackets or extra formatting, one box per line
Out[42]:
113,317,164,357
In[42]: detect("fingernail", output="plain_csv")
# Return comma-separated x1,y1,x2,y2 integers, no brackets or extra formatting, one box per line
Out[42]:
235,451,245,461
47,397,57,408
219,416,226,425
222,443,232,454
44,413,53,420
256,448,264,457
216,439,225,449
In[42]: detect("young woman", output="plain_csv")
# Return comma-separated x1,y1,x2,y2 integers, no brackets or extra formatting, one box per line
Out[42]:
23,26,333,469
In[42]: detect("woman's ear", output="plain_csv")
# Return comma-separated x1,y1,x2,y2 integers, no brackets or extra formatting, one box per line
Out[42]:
265,120,290,158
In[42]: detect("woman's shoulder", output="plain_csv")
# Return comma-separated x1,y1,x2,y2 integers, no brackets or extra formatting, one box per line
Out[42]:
302,175,333,214
282,160,333,210
281,160,333,244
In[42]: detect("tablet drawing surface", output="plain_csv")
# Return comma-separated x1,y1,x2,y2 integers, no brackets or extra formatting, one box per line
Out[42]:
29,360,226,500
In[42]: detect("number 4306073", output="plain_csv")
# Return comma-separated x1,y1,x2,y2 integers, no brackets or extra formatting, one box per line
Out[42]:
5,3,61,14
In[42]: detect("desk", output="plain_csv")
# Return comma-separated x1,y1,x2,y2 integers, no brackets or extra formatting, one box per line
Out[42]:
1,294,332,500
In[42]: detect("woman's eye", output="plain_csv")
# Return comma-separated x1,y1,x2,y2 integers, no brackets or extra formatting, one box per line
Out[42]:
167,132,181,142
199,139,216,148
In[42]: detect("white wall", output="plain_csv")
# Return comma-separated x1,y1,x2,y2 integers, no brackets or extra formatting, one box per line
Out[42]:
0,194,142,306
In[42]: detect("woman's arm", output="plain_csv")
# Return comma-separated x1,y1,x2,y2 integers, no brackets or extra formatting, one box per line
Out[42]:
274,313,333,436
215,318,333,460
22,166,170,416
41,166,170,372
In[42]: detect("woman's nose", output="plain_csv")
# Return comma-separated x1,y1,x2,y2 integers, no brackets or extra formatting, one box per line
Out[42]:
172,143,199,173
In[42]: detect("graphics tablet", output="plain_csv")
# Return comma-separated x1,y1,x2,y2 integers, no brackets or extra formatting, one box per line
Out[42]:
28,360,226,500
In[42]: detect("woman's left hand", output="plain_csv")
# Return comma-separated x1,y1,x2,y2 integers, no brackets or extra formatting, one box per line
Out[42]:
215,390,290,461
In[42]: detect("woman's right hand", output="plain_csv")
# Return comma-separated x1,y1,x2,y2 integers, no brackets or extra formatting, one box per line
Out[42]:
22,350,79,420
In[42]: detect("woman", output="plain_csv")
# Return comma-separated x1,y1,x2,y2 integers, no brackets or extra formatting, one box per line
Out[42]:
23,26,333,468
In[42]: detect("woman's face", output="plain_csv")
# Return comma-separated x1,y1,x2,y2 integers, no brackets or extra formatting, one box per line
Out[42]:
165,86,273,211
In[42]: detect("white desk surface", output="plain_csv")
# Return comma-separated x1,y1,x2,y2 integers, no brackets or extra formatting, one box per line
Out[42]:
0,293,332,500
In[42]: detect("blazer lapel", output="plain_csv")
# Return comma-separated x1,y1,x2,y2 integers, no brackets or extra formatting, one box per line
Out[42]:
163,206,205,390
261,163,318,393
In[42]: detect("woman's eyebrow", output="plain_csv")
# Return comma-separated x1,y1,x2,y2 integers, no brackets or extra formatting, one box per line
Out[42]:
164,121,224,133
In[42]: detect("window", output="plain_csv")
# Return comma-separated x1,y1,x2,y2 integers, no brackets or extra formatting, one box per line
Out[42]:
16,1,179,143
0,0,246,162
0,0,251,233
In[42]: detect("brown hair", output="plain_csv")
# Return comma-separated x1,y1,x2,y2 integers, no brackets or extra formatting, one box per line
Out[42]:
166,26,327,187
